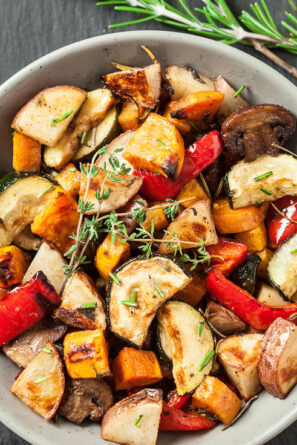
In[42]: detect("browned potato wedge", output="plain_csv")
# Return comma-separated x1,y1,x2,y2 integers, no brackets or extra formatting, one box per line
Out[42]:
214,75,248,123
205,300,246,335
103,64,161,108
217,333,263,400
55,271,106,330
158,199,218,254
101,388,163,445
165,65,214,100
257,282,287,306
12,86,86,146
259,317,297,398
11,342,65,420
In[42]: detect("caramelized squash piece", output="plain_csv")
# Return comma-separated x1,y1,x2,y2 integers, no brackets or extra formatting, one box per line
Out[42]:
64,329,111,379
11,342,65,420
124,113,185,180
256,248,273,280
177,179,208,208
0,245,28,288
112,347,162,390
31,186,79,253
235,222,267,253
163,102,191,135
13,132,41,172
119,101,144,132
56,163,81,196
141,202,169,233
169,91,224,126
175,270,206,306
95,233,131,280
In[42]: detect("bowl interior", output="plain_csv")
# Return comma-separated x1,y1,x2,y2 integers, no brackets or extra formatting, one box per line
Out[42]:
1,31,297,445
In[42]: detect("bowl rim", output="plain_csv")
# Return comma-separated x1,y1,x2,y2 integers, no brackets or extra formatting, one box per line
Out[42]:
1,30,297,445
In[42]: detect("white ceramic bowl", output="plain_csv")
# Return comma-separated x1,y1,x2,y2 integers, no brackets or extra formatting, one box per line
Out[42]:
1,31,297,445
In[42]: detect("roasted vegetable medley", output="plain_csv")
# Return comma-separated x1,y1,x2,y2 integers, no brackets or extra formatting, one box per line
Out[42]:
2,47,297,445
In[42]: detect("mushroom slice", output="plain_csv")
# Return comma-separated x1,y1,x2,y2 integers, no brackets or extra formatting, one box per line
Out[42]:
165,65,214,100
11,342,65,420
205,300,246,335
22,241,66,294
11,86,87,146
214,75,248,123
217,333,263,400
59,378,114,424
117,194,148,235
225,154,297,208
3,319,67,368
13,225,42,251
101,388,163,445
107,255,192,347
158,199,218,254
103,64,161,108
79,169,142,215
221,104,296,168
258,317,297,398
55,271,106,330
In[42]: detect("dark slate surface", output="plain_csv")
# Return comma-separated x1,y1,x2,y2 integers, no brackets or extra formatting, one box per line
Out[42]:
1,0,297,444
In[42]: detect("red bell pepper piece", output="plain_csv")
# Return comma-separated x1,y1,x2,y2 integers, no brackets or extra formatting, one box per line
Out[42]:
159,403,216,431
166,389,191,409
267,196,297,246
134,130,223,201
0,271,60,346
203,237,247,276
206,270,297,331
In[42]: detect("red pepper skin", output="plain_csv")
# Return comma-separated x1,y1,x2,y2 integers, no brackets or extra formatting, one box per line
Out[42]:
159,403,216,431
134,130,223,201
166,389,191,409
267,197,297,246
0,271,60,346
203,237,247,276
206,270,297,331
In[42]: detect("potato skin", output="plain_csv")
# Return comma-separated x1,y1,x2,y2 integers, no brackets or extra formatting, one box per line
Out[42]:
259,317,297,399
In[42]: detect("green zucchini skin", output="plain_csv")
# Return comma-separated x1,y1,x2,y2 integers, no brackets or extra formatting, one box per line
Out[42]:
0,172,31,195
233,253,261,296
106,254,192,348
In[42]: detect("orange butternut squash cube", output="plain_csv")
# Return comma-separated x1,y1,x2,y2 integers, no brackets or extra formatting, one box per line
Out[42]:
169,91,224,126
118,101,143,132
31,187,79,253
163,102,191,135
0,245,28,288
192,376,241,424
64,329,110,379
175,271,206,306
141,202,169,233
177,179,208,208
235,222,267,253
124,113,185,180
112,347,162,390
95,233,131,281
56,163,81,196
257,248,274,280
13,131,41,172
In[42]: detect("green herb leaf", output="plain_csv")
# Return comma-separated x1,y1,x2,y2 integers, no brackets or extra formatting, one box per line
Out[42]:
234,85,246,97
254,171,273,181
260,186,273,195
50,109,74,126
37,185,55,199
42,347,52,354
156,139,166,147
35,377,47,384
81,131,87,144
109,272,121,285
134,414,143,425
198,350,215,372
68,167,76,172
197,321,204,340
81,302,97,309
291,248,297,254
121,300,138,307
131,290,137,302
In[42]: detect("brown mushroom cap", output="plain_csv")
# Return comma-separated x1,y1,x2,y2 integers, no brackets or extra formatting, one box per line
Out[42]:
221,104,296,169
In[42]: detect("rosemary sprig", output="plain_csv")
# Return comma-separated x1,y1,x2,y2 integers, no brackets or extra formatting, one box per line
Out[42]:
97,0,297,79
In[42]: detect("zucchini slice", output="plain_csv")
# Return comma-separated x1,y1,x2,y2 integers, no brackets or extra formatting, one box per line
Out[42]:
157,300,214,396
107,255,192,347
0,173,55,237
268,232,297,301
225,154,297,208
72,106,120,162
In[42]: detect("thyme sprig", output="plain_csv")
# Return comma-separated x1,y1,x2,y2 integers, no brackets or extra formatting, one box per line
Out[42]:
97,0,297,79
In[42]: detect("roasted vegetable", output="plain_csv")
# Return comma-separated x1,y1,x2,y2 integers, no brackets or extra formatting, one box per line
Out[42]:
141,202,169,233
118,194,148,234
56,272,106,330
22,241,66,293
213,198,265,234
203,237,247,276
56,163,81,195
233,253,261,295
101,389,163,445
256,248,274,280
118,101,143,131
0,272,60,346
95,233,131,281
157,300,214,396
235,222,267,253
0,245,28,288
13,226,42,251
96,130,135,173
165,65,214,100
12,86,86,146
163,102,191,135
267,196,297,247
11,342,64,420
159,402,216,431
258,317,297,398
217,333,263,400
214,75,248,123
107,255,192,347
103,63,161,108
221,104,296,169
257,282,286,306
192,375,242,424
64,329,110,379
31,186,79,253
124,113,185,180
175,270,206,306
205,300,246,335
158,198,218,254
177,179,208,207
225,154,297,209
12,132,41,172
112,347,162,390
169,91,224,126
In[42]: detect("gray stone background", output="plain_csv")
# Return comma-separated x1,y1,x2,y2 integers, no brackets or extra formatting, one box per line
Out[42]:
0,0,297,443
